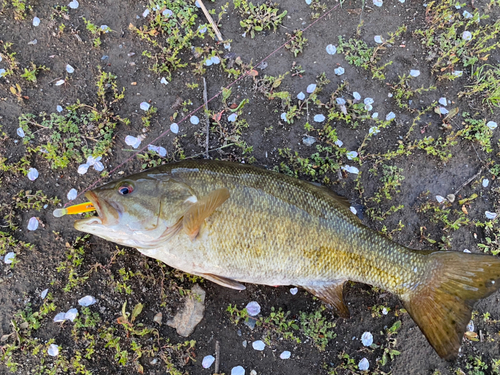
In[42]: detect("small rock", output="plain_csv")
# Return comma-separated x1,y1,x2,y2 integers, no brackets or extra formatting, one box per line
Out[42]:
167,284,206,337
153,312,162,325
446,194,455,203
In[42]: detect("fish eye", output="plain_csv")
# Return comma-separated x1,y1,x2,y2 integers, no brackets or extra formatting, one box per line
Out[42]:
118,184,134,195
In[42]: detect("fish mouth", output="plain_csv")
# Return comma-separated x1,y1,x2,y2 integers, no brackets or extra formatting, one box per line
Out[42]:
74,191,120,230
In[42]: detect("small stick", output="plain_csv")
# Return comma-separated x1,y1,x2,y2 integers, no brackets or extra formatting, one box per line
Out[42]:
203,77,210,159
453,165,485,197
196,0,224,42
214,340,220,374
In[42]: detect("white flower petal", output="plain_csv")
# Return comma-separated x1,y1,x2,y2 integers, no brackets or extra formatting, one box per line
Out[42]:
246,301,261,316
353,92,361,100
439,97,447,106
93,161,104,172
386,112,396,121
280,350,291,359
290,287,298,295
336,98,346,105
346,151,358,160
463,10,472,19
160,77,168,85
190,116,200,125
202,355,215,368
485,211,498,220
410,69,420,77
364,98,374,105
205,58,213,66
17,127,25,137
140,102,150,111
41,288,49,299
306,84,317,93
77,164,89,175
163,9,173,17
55,79,65,86
170,123,179,134
482,179,489,188
486,121,497,130
335,139,343,147
231,366,245,375
467,320,474,332
334,67,345,76
369,126,380,135
350,206,357,215
66,64,75,74
125,135,141,149
252,340,265,351
28,168,39,181
361,332,373,346
452,70,463,77
27,217,39,231
314,114,326,123
372,112,379,119
4,252,15,264
53,312,67,323
33,17,40,26
47,344,59,357
0,69,6,77
342,165,359,174
297,92,305,100
373,0,383,6
56,105,63,112
211,56,221,65
67,188,78,200
462,31,472,41
358,358,369,371
436,195,446,203
65,308,78,322
143,9,150,17
326,44,337,55
303,136,316,146
68,0,79,9
228,113,238,122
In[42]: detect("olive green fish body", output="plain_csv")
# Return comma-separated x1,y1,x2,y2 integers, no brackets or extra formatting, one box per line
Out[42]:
74,160,500,360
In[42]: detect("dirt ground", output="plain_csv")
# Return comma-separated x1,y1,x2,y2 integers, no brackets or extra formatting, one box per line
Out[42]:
1,0,500,374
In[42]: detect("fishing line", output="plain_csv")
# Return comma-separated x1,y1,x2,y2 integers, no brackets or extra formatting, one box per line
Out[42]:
65,1,342,207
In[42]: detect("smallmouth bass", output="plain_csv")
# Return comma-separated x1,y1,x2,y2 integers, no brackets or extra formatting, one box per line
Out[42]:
74,160,500,360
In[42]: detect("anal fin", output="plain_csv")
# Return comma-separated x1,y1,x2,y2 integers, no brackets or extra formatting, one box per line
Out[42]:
183,188,230,240
202,273,246,290
302,280,350,318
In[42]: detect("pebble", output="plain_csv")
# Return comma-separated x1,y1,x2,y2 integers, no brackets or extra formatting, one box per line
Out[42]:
231,366,245,375
202,355,215,368
280,351,291,359
252,340,265,351
78,295,96,306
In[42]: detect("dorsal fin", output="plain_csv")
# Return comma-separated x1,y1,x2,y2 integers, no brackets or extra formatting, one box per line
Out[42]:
302,280,350,318
183,188,230,240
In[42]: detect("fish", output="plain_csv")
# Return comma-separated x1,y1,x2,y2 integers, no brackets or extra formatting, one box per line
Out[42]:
73,160,500,360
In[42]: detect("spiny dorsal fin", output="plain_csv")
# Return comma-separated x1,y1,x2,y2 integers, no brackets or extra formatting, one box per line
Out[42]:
202,273,246,290
302,280,350,318
404,251,500,360
183,188,230,240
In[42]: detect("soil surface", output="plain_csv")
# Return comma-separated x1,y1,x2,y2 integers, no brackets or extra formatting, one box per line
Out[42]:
1,0,500,374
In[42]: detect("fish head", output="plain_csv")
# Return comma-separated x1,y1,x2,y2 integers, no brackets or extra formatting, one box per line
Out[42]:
74,172,197,248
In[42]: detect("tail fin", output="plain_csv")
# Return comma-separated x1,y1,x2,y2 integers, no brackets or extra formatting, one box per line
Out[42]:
404,251,500,360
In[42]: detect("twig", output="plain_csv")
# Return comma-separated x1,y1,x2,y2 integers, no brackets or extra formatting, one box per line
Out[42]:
203,77,209,159
214,340,220,375
453,165,486,197
196,0,224,42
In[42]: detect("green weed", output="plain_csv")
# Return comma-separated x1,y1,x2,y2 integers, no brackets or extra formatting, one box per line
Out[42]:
234,0,287,38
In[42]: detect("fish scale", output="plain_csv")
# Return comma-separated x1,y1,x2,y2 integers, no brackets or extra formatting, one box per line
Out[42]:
74,160,500,360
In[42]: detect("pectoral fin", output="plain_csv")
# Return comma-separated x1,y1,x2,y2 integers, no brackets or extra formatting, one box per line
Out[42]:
202,273,246,290
183,188,230,240
303,280,350,318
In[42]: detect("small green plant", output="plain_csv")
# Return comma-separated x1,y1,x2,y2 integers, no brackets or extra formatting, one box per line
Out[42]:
83,17,111,47
20,62,49,83
298,306,336,351
234,0,287,38
226,304,249,324
258,307,301,344
285,30,307,56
